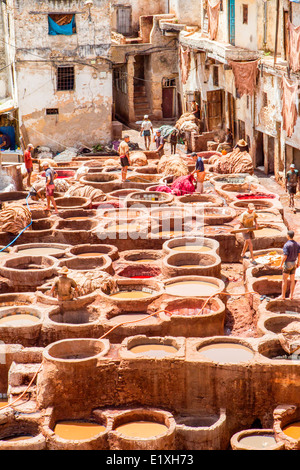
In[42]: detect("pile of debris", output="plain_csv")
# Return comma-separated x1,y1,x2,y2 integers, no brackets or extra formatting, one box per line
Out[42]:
157,154,189,178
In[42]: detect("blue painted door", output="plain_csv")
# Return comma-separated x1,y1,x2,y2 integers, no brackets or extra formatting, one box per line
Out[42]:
229,0,235,45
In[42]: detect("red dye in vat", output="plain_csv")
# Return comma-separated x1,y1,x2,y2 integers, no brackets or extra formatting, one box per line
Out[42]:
236,193,276,199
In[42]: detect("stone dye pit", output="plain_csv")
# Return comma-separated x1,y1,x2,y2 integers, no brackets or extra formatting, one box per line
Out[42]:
0,163,299,452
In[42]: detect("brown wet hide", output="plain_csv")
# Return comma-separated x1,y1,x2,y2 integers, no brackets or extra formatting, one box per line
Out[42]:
281,75,298,138
208,0,221,41
228,60,259,97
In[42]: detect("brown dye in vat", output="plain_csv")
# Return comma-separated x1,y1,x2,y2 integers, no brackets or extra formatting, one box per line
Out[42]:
283,422,300,440
108,313,157,324
172,245,211,253
110,291,153,300
170,307,211,316
198,343,254,363
77,253,106,258
129,344,178,358
238,435,277,449
254,228,282,237
115,421,168,438
263,274,282,280
165,280,218,297
0,314,40,326
65,217,91,221
2,435,33,442
16,247,65,256
54,421,106,440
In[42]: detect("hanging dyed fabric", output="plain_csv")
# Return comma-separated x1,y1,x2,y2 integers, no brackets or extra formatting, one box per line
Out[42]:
48,15,76,36
228,60,259,97
281,75,298,138
288,20,300,72
179,46,191,85
207,0,221,41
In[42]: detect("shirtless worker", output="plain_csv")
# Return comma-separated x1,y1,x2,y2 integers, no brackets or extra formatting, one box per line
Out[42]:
118,135,131,182
50,266,79,301
239,203,258,265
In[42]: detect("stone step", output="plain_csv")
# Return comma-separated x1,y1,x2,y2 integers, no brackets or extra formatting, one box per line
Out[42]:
134,97,149,105
9,362,41,387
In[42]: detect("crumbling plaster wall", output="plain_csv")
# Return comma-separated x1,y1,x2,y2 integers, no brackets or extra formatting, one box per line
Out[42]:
8,0,112,151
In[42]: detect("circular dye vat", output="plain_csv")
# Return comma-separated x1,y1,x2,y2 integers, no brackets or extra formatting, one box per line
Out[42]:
110,291,153,300
156,230,186,238
15,247,65,257
165,280,219,297
172,245,212,253
0,313,40,326
254,228,282,237
129,344,178,358
54,421,106,440
2,435,34,442
115,421,168,438
204,226,233,235
238,434,277,449
283,422,300,439
198,343,254,363
77,253,108,258
106,223,145,232
108,313,157,325
168,306,211,316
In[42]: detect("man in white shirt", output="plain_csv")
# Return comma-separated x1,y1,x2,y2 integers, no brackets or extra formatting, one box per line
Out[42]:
140,115,153,150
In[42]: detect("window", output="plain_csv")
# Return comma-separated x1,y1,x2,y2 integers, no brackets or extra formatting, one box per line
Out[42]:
116,7,131,35
213,66,219,87
243,5,248,25
46,108,59,115
48,14,76,35
263,92,268,108
162,78,176,87
57,66,75,91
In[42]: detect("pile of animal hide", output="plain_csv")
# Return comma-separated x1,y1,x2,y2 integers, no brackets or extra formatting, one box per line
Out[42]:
0,203,32,234
157,155,189,178
71,269,116,297
65,183,106,202
208,148,254,174
129,151,148,167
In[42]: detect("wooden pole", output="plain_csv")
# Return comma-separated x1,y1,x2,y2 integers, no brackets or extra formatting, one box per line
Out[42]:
274,0,280,66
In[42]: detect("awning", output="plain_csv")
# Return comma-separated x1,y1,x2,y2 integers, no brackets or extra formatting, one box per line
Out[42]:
0,99,15,115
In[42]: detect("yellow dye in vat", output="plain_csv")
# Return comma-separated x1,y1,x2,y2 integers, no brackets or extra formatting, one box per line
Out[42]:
0,314,40,326
108,313,156,324
0,399,9,409
172,245,211,253
107,224,144,232
77,253,106,258
54,421,106,440
283,422,300,440
238,435,277,449
115,421,168,438
254,228,282,237
165,280,218,297
65,217,91,221
110,291,153,300
129,344,178,358
264,274,282,280
179,265,201,268
198,343,254,363
157,231,185,238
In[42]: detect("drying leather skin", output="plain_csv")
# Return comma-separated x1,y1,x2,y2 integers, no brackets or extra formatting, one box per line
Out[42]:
281,75,298,138
179,46,191,85
288,20,300,73
228,60,259,97
208,0,221,41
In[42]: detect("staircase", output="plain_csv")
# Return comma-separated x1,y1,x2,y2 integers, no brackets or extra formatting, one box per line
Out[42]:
8,361,42,413
134,85,152,122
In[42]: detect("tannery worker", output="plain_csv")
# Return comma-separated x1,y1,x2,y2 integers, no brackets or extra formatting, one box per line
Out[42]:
278,231,300,300
239,203,258,265
191,152,206,194
140,115,153,151
50,266,79,301
286,163,299,214
234,139,249,153
191,100,200,119
23,144,34,188
118,135,131,182
42,161,58,214
154,129,165,158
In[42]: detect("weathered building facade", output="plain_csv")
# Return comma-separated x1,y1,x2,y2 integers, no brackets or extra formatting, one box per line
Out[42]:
0,0,113,152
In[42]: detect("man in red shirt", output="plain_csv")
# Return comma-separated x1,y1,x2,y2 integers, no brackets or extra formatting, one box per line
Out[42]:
23,144,34,187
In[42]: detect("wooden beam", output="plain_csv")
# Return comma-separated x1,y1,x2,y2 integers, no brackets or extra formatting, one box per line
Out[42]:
274,0,280,66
